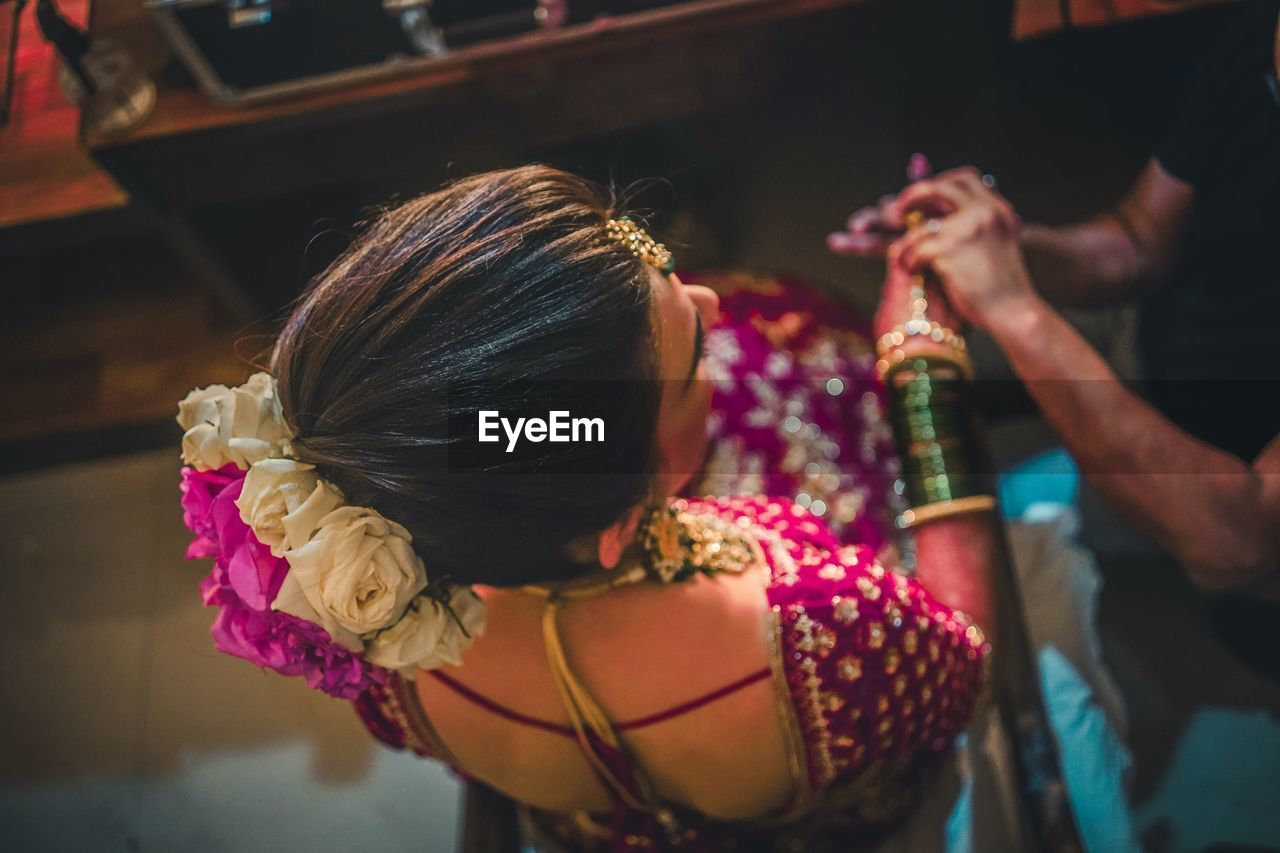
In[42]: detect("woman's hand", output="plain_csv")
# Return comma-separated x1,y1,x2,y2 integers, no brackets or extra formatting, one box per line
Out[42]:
873,254,966,343
887,168,1037,333
827,153,935,258
828,193,905,258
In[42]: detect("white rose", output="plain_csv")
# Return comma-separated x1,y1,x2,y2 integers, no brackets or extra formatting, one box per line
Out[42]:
176,372,289,471
274,506,427,642
236,459,325,556
280,478,345,551
366,587,487,674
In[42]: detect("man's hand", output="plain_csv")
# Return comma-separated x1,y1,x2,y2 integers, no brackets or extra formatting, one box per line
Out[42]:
888,168,1034,334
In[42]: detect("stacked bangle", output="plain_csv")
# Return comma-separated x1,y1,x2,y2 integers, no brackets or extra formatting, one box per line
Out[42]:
886,353,996,528
876,320,969,359
878,347,975,384
877,321,973,382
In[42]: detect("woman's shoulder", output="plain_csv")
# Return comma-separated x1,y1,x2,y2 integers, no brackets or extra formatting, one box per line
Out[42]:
682,494,989,794
679,493,877,598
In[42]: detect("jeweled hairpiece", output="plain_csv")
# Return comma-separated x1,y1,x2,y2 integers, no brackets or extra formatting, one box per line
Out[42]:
606,216,675,275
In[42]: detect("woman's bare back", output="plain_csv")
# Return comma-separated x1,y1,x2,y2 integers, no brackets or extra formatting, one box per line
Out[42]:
414,564,798,820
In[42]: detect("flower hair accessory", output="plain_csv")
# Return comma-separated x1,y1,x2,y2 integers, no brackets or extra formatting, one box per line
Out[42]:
176,372,486,699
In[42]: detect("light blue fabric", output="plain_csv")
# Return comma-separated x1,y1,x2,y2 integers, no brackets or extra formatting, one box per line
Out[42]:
1038,646,1141,853
943,651,1139,853
997,448,1080,519
946,450,1140,851
1132,708,1280,851
943,735,973,853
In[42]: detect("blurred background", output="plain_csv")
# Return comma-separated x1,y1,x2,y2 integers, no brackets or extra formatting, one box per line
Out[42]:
2,1,1279,851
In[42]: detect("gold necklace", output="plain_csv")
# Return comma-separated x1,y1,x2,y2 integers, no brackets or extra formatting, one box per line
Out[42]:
521,500,762,601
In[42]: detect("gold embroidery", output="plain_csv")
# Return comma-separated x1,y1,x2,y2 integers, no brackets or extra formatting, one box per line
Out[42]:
798,656,837,784
837,656,863,682
884,647,901,675
765,604,813,808
750,311,808,349
818,563,847,581
389,672,461,766
766,533,800,587
867,621,885,649
832,596,860,625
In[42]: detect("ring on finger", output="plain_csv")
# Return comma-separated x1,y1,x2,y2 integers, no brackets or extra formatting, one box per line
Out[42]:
981,173,998,189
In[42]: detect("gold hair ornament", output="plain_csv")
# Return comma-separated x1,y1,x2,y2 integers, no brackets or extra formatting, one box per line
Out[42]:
606,216,676,274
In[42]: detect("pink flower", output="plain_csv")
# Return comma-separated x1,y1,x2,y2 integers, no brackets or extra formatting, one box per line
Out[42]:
208,597,386,700
179,465,241,559
208,477,290,613
182,464,387,700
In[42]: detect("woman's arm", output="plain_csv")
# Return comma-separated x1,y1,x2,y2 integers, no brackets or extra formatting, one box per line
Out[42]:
912,514,1001,644
891,174,1280,591
873,259,1001,642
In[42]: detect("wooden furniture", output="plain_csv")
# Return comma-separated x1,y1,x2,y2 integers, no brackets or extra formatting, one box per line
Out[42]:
74,0,869,315
0,0,126,230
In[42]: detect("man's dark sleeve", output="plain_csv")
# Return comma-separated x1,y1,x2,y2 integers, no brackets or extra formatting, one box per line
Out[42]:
1154,14,1236,186
1155,0,1280,185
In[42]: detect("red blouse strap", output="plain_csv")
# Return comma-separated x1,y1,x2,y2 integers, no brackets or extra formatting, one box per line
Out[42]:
424,666,772,736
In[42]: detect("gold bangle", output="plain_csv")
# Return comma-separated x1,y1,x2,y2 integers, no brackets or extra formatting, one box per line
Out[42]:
876,321,968,359
878,348,976,383
896,495,997,529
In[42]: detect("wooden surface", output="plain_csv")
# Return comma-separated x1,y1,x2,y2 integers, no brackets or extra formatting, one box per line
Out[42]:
1013,0,1233,39
1,235,252,443
87,0,867,150
0,0,127,230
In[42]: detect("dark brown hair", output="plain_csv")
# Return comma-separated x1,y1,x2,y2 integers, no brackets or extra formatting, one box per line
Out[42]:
271,166,661,586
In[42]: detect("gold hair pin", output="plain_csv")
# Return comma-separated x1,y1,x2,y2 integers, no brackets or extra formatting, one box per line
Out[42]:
606,217,675,275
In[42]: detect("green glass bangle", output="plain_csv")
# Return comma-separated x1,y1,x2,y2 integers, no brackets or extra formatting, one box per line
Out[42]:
888,357,989,509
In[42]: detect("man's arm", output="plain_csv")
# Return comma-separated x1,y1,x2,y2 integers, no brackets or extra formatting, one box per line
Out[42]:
990,294,1279,590
1021,159,1195,307
889,171,1278,591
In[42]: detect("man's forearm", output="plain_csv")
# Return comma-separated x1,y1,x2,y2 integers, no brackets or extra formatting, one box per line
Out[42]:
989,295,1277,588
1020,159,1192,309
1020,217,1151,308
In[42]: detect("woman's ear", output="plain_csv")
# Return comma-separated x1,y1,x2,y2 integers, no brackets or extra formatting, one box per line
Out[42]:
597,505,646,569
